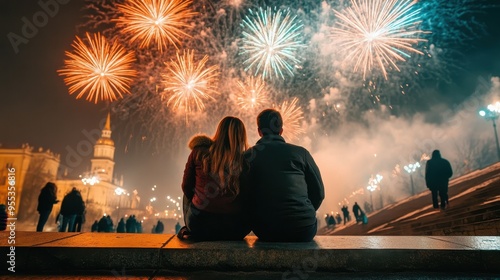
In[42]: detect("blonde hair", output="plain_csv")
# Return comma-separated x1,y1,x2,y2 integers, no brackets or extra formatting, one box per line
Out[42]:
203,116,248,195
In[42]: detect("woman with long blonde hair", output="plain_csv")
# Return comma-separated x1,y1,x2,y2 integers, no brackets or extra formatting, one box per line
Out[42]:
178,116,251,240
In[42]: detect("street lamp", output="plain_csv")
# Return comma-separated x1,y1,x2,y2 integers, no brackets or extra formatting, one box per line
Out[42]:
115,187,127,222
367,174,383,210
80,174,100,204
404,162,421,196
479,102,500,161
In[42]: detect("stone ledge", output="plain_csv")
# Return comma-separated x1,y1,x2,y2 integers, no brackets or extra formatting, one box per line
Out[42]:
1,232,500,274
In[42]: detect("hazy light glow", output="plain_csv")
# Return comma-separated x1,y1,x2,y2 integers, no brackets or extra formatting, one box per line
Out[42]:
367,174,383,192
479,102,500,120
330,0,427,80
235,76,269,110
58,33,136,104
115,187,127,195
115,0,196,52
487,102,500,113
241,7,304,80
404,162,421,173
162,50,219,114
81,175,100,186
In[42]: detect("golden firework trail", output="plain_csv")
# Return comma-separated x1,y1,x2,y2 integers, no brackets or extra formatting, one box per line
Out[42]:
162,50,219,114
58,32,136,104
115,0,196,52
275,97,304,141
235,75,269,111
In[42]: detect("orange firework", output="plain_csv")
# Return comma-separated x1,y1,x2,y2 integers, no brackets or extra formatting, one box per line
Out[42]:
235,76,269,111
162,50,219,114
58,32,136,104
115,0,196,52
275,97,304,141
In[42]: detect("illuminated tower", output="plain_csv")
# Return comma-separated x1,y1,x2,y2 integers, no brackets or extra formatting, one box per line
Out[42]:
90,113,115,182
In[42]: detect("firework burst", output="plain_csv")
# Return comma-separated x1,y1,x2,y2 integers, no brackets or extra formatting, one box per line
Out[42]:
275,97,304,141
58,32,136,104
330,0,427,80
235,75,269,111
240,7,304,80
114,0,196,52
162,50,219,115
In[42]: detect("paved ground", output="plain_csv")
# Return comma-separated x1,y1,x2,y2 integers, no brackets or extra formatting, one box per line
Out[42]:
1,232,499,277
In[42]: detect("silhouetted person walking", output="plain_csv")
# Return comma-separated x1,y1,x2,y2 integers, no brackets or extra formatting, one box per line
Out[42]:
106,215,114,232
425,150,453,210
91,220,98,232
327,215,336,228
97,215,113,232
126,215,137,233
72,210,85,232
175,222,181,234
352,202,362,223
117,218,126,233
335,213,342,224
341,205,350,225
59,187,85,232
36,182,59,232
155,220,164,234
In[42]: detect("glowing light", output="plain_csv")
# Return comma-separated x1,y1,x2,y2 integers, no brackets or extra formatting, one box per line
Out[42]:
115,0,196,52
275,97,304,141
241,7,304,79
235,76,269,111
367,174,383,192
58,33,136,103
330,0,427,80
487,102,500,113
81,175,100,186
162,50,219,114
115,187,126,195
404,162,421,173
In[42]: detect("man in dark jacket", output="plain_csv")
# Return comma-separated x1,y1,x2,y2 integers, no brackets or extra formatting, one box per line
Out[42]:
425,150,453,210
59,187,85,232
36,182,59,232
243,109,325,242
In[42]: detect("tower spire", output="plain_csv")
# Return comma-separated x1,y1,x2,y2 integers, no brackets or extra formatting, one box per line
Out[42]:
90,113,115,182
104,112,111,131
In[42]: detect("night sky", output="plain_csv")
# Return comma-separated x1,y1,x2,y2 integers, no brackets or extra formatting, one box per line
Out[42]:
2,0,500,211
0,1,180,202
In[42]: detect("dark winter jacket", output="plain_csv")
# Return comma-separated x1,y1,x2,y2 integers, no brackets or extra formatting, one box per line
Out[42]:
181,134,245,214
60,189,85,216
117,219,126,233
425,152,453,190
37,184,58,213
242,134,325,230
352,203,361,216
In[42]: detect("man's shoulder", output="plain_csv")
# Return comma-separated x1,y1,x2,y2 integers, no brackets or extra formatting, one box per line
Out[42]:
245,141,308,153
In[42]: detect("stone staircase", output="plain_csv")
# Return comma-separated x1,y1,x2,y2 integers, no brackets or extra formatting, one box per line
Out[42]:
322,162,500,236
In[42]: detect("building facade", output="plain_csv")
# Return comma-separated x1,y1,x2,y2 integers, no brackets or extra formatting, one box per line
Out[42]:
0,144,60,218
0,114,141,231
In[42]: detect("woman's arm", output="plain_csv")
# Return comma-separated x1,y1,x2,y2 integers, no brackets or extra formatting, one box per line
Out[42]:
181,150,197,200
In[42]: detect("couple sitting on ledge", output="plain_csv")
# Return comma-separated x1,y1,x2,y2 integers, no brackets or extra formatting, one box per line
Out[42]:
178,109,325,242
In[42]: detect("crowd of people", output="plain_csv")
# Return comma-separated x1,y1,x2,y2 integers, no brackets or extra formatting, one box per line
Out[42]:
29,108,454,243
